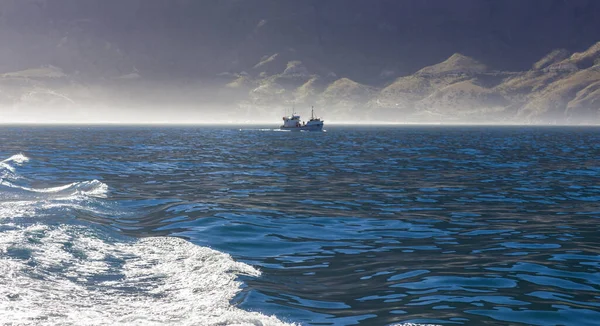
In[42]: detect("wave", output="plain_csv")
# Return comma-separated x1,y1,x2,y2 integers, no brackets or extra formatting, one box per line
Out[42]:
1,179,108,197
238,128,293,132
1,153,30,165
0,154,110,219
0,153,30,180
0,154,295,326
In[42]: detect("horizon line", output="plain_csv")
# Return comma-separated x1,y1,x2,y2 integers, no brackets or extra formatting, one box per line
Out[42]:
1,121,599,127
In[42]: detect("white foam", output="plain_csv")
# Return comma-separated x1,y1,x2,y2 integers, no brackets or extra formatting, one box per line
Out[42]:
15,180,108,197
0,162,16,174
1,153,29,181
0,224,295,326
1,153,30,165
0,154,28,178
0,154,106,199
0,179,109,208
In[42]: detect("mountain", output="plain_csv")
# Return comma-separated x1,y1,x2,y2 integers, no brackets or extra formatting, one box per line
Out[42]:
415,79,510,123
364,53,501,122
317,78,375,119
415,54,487,76
3,41,600,124
532,49,571,71
339,43,600,124
548,42,600,71
518,64,600,123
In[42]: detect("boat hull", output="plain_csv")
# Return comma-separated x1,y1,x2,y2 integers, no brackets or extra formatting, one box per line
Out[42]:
280,125,324,132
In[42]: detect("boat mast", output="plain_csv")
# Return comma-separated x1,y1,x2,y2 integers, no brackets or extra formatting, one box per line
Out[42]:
311,106,314,120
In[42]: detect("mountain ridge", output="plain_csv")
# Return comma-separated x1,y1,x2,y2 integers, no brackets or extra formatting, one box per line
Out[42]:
3,43,600,124
219,44,600,124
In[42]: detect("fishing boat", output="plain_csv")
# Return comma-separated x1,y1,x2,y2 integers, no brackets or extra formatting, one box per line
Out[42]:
280,106,324,131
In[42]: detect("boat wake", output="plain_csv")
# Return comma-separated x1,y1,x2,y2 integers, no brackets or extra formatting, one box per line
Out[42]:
0,154,294,326
239,128,326,133
238,128,295,132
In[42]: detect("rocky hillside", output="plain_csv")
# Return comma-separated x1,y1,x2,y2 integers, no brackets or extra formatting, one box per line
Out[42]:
3,41,600,124
216,42,600,124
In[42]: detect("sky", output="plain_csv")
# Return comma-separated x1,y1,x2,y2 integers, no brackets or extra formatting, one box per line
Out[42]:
0,0,599,124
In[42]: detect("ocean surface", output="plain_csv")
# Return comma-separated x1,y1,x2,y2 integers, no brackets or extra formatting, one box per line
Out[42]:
1,125,599,326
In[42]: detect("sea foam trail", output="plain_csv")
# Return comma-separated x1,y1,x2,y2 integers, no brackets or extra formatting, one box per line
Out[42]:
0,225,292,326
0,154,295,326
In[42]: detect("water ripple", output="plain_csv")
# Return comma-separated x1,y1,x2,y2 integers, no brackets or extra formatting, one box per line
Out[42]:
1,125,600,325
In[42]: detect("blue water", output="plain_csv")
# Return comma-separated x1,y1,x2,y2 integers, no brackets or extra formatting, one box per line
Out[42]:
1,125,599,326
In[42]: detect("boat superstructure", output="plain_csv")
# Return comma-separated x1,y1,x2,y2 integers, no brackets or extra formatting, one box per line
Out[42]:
280,107,324,131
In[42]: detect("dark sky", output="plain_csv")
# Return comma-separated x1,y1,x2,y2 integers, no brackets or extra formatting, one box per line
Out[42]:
1,0,599,82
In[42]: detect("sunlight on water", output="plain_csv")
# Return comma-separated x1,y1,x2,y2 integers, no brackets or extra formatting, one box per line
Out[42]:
0,154,295,326
1,125,599,326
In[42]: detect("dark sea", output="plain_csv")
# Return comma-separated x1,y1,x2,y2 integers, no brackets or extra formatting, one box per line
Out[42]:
1,125,599,326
